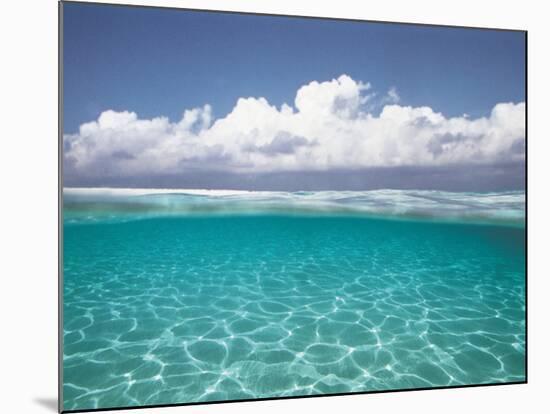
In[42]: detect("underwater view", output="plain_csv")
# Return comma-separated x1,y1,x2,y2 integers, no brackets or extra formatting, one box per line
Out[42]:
62,188,526,410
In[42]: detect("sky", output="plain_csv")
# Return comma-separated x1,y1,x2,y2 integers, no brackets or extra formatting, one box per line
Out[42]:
62,2,526,191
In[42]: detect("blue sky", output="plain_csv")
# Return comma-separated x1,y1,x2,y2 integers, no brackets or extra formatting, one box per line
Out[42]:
62,2,526,191
63,2,525,134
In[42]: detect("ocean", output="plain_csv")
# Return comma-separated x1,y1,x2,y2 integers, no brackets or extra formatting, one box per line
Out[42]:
62,188,526,410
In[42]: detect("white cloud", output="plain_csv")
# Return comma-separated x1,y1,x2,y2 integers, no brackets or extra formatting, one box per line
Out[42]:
64,74,525,178
385,86,400,104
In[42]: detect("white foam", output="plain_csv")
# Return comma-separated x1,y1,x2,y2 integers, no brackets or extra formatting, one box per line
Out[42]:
63,187,259,197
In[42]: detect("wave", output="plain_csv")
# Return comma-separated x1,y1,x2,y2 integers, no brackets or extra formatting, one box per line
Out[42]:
63,187,525,227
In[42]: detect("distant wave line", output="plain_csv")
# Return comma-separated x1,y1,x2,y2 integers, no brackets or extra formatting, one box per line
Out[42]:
63,187,525,227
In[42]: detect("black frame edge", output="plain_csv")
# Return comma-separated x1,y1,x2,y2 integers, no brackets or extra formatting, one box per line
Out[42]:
524,30,529,383
58,1,65,413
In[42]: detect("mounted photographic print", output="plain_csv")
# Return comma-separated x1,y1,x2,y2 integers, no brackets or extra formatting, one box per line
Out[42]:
60,1,526,412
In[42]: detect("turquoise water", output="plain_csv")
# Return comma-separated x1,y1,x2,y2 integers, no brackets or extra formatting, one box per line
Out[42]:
62,189,526,411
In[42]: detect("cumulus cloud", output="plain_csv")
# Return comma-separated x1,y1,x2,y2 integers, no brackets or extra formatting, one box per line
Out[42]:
385,87,400,104
63,74,525,180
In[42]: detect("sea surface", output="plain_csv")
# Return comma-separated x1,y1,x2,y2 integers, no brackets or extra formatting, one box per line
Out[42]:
62,188,526,411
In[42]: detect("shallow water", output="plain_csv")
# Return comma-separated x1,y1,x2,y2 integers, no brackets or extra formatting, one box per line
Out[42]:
62,191,525,411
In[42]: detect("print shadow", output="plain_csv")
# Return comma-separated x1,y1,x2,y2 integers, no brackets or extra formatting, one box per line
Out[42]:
34,397,58,412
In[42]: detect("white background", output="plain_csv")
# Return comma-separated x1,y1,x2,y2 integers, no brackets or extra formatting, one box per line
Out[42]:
0,0,548,413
